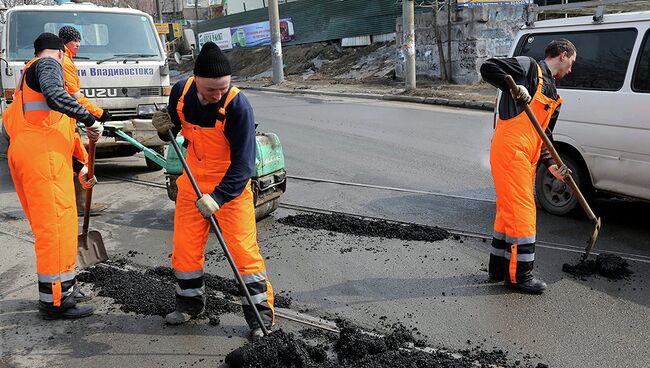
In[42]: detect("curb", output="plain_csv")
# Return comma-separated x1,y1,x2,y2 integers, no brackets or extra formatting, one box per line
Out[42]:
240,85,495,112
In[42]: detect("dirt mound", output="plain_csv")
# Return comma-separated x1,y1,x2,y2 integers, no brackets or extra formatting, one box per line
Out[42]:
225,42,394,81
562,253,633,279
278,213,449,243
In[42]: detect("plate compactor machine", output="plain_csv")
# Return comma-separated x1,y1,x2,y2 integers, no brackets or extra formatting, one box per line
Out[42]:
103,123,287,220
164,131,286,220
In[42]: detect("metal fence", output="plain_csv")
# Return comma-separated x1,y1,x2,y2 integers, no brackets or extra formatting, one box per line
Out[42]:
197,0,430,46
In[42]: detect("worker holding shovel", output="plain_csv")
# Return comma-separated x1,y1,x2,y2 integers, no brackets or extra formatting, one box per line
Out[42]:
58,25,111,217
2,33,102,319
152,42,274,340
480,39,577,294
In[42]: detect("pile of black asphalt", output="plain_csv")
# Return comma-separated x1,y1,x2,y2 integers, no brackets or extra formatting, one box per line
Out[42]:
78,262,240,325
278,213,449,243
225,321,548,368
562,253,633,279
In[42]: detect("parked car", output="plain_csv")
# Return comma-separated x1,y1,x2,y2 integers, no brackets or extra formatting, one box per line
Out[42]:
507,10,650,215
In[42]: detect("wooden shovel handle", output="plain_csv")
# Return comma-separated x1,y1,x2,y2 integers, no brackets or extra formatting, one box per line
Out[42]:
504,76,598,224
82,139,96,234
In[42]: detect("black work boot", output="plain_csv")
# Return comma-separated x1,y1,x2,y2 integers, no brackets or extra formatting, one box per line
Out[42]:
505,278,547,294
504,243,546,294
488,238,507,282
73,285,95,303
39,302,94,320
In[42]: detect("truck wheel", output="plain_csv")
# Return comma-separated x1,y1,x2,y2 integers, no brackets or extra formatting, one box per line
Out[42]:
145,146,165,171
534,154,586,216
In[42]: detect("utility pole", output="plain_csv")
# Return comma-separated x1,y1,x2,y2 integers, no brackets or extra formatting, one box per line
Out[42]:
446,0,452,83
268,0,284,84
403,0,416,90
194,0,199,52
155,0,166,48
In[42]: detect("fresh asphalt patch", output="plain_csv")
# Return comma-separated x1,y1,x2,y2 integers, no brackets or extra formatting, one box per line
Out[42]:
225,321,549,368
562,253,634,280
78,261,240,326
278,213,450,243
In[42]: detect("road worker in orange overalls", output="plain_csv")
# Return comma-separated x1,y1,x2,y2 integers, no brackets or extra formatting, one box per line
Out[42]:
58,25,111,216
2,33,103,319
152,42,274,340
480,39,577,294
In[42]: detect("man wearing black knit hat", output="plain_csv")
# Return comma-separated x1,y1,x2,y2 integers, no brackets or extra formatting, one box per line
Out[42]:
58,25,110,217
3,32,100,320
152,42,275,340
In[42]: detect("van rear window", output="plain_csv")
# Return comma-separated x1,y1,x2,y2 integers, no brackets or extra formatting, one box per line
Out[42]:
633,30,650,93
515,29,637,91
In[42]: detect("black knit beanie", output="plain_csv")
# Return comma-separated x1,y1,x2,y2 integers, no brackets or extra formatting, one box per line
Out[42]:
33,32,65,54
59,26,81,44
193,42,231,78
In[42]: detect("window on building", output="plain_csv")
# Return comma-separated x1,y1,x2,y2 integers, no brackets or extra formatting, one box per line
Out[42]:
633,30,650,93
516,29,637,91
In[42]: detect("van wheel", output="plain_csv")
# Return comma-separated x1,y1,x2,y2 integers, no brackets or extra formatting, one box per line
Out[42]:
145,146,165,171
535,154,586,216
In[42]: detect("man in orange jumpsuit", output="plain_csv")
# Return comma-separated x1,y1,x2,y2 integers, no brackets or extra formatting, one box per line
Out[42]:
58,26,110,216
3,33,103,319
152,42,274,340
480,39,577,294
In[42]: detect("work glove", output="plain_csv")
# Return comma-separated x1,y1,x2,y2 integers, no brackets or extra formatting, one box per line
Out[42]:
549,164,572,182
98,110,111,122
85,121,104,142
195,194,219,219
78,165,97,190
512,84,532,105
152,109,174,135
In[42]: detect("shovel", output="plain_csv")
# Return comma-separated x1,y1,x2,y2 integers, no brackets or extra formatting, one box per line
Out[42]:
165,129,270,337
505,76,601,260
77,139,108,268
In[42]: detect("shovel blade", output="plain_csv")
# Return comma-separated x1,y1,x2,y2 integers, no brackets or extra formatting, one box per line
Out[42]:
77,230,108,269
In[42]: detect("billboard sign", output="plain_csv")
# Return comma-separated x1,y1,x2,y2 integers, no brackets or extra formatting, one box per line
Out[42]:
198,27,233,50
229,17,295,48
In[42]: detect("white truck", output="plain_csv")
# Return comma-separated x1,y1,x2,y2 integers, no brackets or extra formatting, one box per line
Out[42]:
0,3,170,169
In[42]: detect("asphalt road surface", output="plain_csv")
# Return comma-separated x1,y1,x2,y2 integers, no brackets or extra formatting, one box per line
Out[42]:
1,90,648,368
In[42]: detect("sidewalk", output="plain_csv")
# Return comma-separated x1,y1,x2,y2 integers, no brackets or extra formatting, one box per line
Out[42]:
171,69,498,111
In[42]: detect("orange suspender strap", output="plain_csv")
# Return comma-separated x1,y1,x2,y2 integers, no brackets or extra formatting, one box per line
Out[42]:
216,86,240,124
176,76,195,124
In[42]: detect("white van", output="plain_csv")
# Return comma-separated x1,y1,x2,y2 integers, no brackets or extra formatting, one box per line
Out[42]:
508,11,650,215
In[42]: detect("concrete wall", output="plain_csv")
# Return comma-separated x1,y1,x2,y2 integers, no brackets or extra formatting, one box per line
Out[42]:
396,5,526,84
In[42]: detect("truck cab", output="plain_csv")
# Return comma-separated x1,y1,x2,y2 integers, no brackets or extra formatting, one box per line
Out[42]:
0,3,170,168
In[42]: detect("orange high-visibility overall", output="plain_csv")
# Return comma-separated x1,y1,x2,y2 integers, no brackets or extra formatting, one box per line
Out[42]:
172,77,274,329
3,57,80,307
490,64,562,284
63,46,104,118
63,45,98,166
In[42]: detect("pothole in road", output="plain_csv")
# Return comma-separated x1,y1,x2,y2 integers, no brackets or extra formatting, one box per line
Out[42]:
562,253,633,279
278,213,450,243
